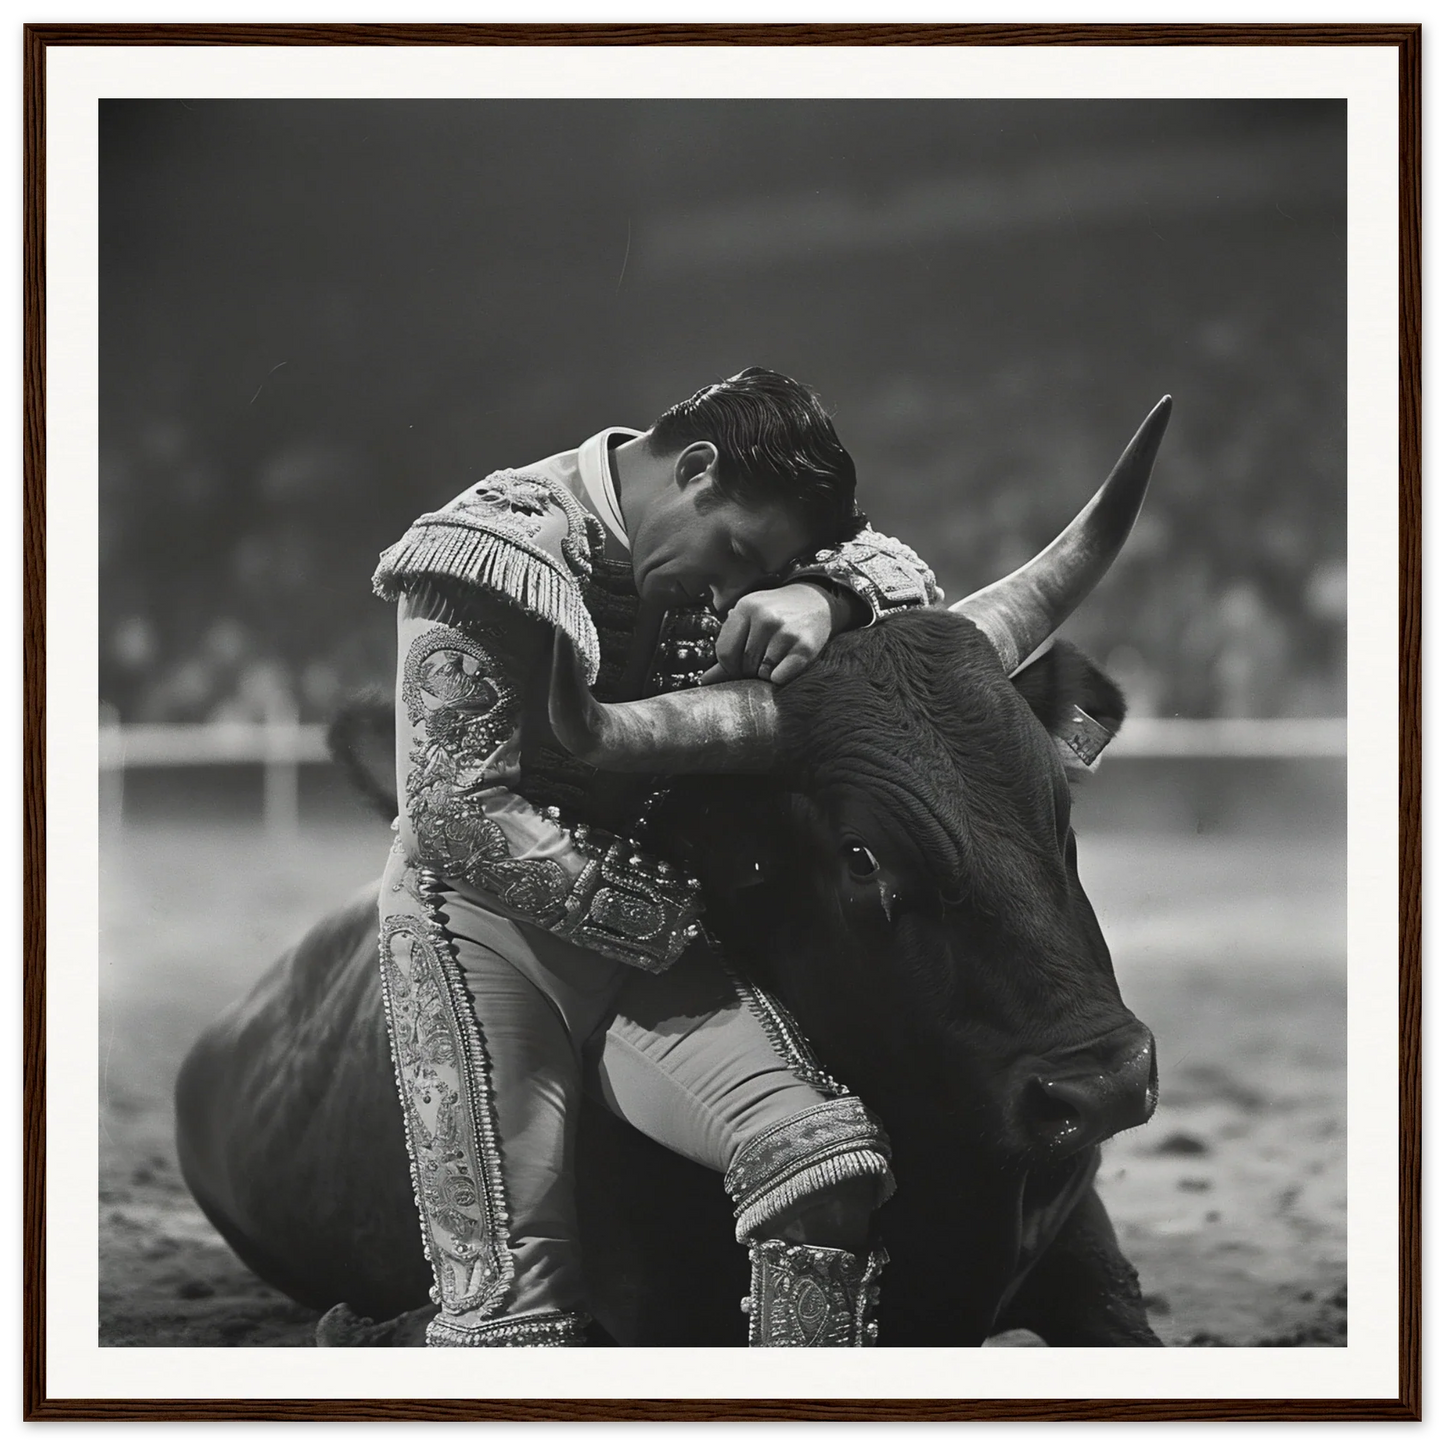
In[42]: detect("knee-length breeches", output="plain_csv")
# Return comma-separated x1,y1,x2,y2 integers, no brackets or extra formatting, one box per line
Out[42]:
377,848,891,1333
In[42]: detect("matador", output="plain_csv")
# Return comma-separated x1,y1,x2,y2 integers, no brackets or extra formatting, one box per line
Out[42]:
370,369,941,1346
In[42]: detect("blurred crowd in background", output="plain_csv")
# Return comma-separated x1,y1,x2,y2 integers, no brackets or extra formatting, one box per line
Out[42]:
101,99,1345,726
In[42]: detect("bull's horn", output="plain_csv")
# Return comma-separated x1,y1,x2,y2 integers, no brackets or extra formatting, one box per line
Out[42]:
950,395,1172,675
547,632,780,774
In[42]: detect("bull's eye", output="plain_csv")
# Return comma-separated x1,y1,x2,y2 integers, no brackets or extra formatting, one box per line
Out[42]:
842,843,880,880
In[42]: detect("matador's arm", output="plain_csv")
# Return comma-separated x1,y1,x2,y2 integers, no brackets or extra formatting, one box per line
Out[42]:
392,582,702,974
376,472,702,974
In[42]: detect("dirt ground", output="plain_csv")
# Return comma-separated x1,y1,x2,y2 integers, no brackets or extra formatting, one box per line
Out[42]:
98,810,1346,1349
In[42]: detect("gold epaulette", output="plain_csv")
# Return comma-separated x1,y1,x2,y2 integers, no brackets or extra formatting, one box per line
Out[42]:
374,470,606,684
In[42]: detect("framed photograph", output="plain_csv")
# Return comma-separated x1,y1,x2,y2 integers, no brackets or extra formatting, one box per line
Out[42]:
25,21,1419,1422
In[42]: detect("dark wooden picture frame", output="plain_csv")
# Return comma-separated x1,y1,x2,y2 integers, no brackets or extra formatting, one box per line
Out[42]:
23,21,1420,1423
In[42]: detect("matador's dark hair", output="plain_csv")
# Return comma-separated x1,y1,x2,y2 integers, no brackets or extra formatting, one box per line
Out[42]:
647,368,863,550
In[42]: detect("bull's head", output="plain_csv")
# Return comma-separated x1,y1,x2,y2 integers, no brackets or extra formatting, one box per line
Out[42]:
549,398,1170,1174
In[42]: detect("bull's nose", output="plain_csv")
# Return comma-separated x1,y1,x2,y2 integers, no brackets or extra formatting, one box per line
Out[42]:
1023,1027,1157,1156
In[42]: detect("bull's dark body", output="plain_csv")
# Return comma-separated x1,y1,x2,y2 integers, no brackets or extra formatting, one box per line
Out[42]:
175,612,1160,1346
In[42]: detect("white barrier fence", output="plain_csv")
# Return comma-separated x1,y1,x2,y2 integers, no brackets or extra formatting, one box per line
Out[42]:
96,715,1349,772
98,706,325,843
97,713,1347,845
1101,717,1347,759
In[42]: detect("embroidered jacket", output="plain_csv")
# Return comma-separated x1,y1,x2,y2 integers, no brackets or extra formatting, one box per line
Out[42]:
373,431,941,974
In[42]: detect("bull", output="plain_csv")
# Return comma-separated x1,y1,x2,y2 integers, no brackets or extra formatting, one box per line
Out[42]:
175,398,1172,1347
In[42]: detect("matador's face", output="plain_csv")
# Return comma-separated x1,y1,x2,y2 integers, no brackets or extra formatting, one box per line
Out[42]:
630,476,816,616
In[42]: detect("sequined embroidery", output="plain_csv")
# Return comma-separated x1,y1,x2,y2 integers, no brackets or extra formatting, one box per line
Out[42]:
374,470,605,684
554,828,703,974
426,1308,589,1347
726,1096,895,1241
400,620,702,972
791,526,941,623
745,1241,886,1347
403,624,572,917
377,871,512,1318
650,606,723,693
402,623,517,741
453,477,557,539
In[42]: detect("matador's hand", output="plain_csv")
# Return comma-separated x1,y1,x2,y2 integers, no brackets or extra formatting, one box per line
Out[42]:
701,582,856,688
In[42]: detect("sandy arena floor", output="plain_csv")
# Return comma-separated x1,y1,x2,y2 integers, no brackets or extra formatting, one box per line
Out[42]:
97,813,1346,1349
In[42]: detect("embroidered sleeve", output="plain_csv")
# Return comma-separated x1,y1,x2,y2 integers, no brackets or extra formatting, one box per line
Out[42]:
787,525,943,625
394,588,702,974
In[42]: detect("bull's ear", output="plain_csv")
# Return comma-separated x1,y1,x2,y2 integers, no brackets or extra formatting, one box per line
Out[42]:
1011,640,1127,775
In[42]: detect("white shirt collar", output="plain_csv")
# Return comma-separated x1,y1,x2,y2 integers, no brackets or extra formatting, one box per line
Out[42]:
576,427,641,550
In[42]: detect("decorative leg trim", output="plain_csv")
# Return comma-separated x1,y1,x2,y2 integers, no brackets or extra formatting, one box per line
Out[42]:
377,860,513,1320
727,1097,895,1242
743,1240,887,1347
425,1309,590,1348
726,966,845,1098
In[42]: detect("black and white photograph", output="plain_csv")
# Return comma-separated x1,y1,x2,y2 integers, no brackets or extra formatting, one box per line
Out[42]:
32,29,1412,1413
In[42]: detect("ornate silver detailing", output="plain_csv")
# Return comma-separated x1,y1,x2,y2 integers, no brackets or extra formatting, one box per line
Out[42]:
650,607,723,693
743,1240,887,1347
426,1308,590,1348
454,476,558,538
374,469,605,683
377,866,512,1318
726,1097,895,1242
558,832,703,974
726,967,845,1099
403,624,576,918
790,526,942,624
400,619,702,973
402,623,518,745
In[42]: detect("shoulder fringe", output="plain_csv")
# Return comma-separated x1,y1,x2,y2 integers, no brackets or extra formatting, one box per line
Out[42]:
373,473,602,684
